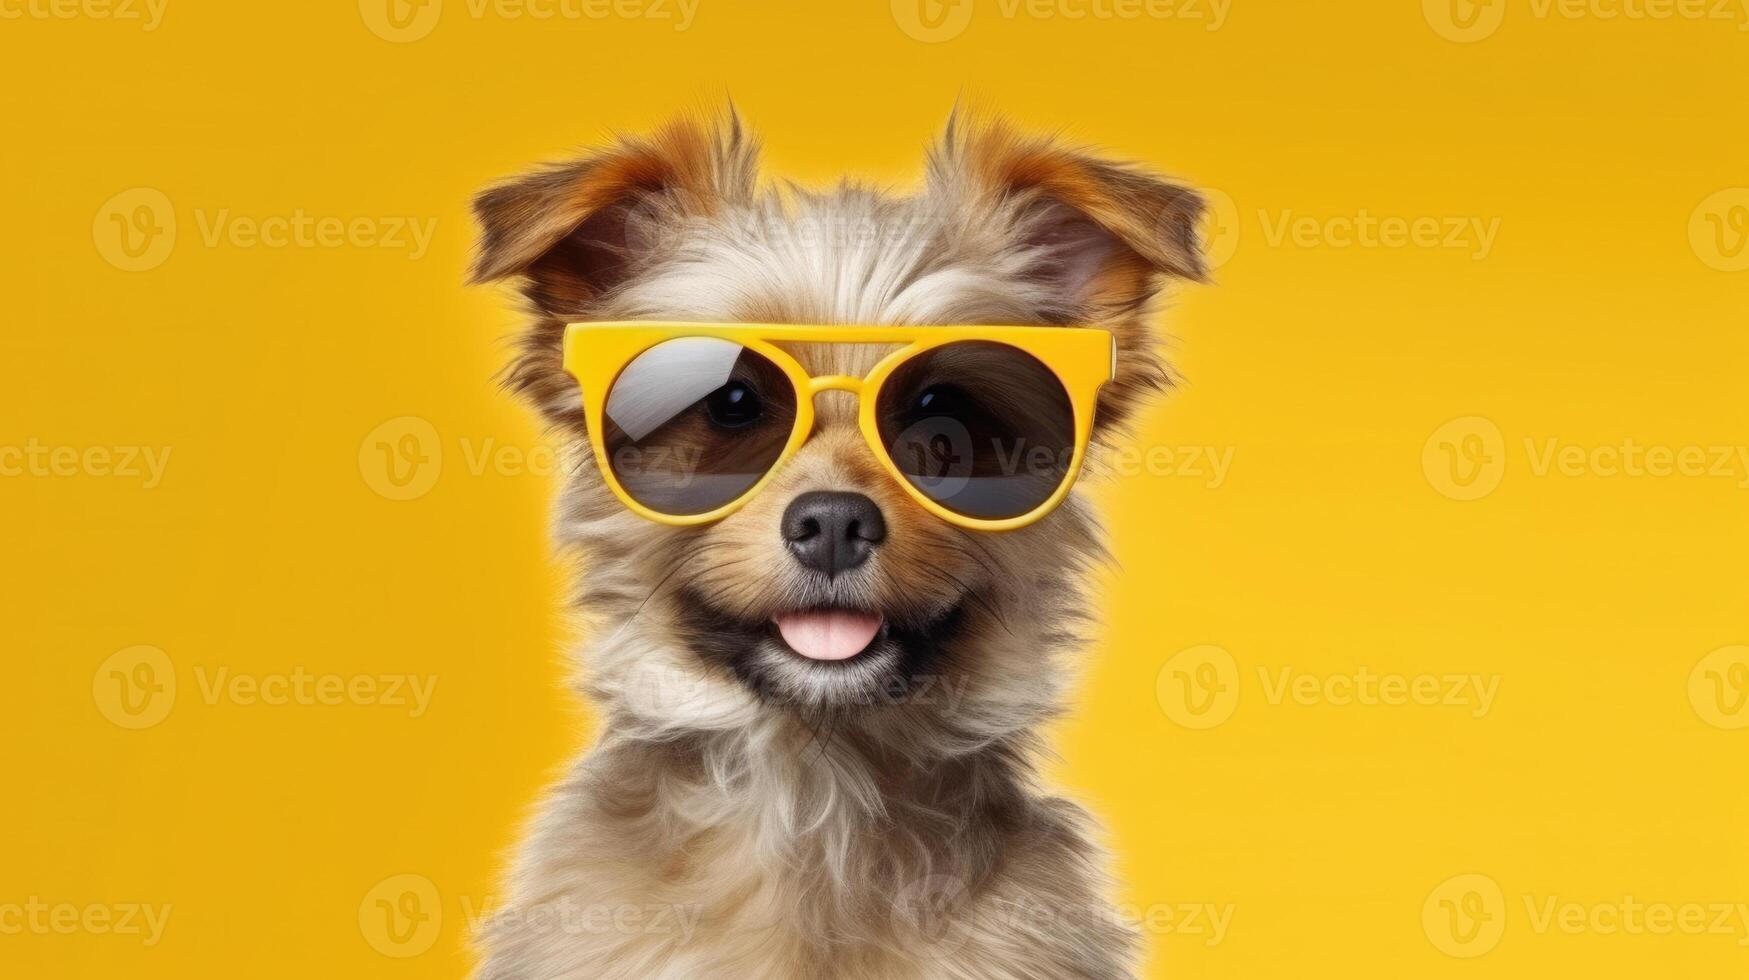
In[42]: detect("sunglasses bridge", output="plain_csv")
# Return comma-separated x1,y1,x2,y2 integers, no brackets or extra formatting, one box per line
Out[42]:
805,375,866,396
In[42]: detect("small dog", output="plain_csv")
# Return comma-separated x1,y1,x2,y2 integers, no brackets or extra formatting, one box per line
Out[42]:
469,108,1206,979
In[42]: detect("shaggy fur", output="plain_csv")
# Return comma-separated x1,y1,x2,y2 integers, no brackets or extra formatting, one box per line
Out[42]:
468,109,1206,980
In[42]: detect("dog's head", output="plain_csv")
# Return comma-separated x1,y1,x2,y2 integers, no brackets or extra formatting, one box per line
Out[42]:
471,111,1204,749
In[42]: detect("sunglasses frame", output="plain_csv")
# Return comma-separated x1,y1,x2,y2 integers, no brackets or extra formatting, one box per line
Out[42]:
563,322,1114,532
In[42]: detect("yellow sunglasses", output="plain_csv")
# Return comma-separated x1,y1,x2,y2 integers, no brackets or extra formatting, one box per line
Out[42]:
563,322,1114,532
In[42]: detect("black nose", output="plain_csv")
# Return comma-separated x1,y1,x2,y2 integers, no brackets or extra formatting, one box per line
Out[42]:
781,491,887,577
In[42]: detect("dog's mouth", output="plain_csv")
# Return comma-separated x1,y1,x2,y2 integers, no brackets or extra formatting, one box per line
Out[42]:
678,590,964,707
770,609,889,662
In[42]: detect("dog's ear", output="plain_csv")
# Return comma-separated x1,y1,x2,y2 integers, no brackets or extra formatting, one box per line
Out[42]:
927,115,1206,428
470,113,759,420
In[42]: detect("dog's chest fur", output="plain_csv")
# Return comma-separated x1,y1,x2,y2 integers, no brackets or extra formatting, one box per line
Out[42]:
477,721,1136,980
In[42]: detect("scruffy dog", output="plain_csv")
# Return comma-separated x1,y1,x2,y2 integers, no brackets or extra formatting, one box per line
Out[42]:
469,109,1206,979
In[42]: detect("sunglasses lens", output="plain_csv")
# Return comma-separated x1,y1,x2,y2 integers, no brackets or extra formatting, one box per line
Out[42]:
876,341,1078,521
602,338,797,516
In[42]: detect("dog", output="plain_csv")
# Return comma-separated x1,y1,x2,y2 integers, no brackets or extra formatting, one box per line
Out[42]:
468,108,1207,979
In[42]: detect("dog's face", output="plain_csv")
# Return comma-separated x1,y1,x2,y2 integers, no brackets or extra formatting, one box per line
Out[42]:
471,113,1204,746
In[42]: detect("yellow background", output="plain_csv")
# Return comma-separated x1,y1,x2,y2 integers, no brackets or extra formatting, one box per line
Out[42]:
5,0,1747,976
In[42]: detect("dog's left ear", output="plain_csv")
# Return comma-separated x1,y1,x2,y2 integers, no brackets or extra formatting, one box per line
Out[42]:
927,117,1207,428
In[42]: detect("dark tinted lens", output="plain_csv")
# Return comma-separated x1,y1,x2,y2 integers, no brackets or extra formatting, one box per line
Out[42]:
876,341,1076,520
603,338,796,516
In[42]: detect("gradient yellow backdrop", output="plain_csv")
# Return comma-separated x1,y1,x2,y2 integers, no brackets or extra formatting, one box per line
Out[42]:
4,0,1747,976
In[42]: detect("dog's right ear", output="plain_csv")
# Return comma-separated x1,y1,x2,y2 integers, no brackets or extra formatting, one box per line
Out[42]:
470,114,758,312
469,113,759,420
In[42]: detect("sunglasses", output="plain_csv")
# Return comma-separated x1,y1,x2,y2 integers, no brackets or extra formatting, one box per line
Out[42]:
563,322,1114,531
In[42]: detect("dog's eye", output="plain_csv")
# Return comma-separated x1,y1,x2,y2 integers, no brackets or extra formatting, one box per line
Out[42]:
704,381,762,429
913,383,969,418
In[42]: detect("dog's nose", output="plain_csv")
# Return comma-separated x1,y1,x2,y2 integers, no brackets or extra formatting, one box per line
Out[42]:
781,491,887,577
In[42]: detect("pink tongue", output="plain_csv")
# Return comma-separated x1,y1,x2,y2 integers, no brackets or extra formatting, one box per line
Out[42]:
773,610,884,661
